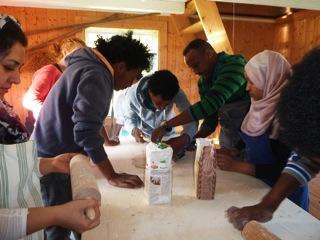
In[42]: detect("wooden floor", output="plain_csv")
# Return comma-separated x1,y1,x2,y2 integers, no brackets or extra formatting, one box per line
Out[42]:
309,174,320,219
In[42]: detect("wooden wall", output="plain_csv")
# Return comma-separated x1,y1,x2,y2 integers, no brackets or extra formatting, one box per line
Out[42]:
1,5,319,124
2,4,320,220
273,10,320,64
224,20,275,60
0,5,276,124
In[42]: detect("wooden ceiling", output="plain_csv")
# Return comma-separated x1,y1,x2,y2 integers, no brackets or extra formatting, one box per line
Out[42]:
3,0,316,15
215,1,298,19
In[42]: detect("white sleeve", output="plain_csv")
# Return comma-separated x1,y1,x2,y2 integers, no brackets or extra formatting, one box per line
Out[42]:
36,157,43,178
0,208,28,240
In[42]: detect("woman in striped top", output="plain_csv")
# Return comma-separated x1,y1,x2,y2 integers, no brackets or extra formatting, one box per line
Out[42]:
0,14,100,240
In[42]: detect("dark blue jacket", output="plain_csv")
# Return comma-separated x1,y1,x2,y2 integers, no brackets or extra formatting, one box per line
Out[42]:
241,132,309,210
32,47,113,163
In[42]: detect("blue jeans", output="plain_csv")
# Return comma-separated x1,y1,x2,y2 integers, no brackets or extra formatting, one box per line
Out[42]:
40,173,81,240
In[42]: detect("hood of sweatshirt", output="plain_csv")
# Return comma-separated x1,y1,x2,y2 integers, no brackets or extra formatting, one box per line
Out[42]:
136,75,156,112
65,47,107,70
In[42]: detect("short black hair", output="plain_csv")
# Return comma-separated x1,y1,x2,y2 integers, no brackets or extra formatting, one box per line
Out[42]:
0,16,27,59
94,31,153,71
183,38,213,56
148,70,179,101
278,47,320,158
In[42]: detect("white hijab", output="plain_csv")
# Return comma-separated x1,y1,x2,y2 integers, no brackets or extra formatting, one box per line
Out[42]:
241,50,291,139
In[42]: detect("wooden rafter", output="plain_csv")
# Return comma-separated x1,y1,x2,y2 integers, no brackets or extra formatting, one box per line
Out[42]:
181,21,202,34
184,0,197,16
26,13,158,54
171,14,196,47
194,0,233,53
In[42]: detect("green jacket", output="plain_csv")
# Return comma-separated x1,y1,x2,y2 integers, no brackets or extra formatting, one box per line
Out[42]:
189,52,249,131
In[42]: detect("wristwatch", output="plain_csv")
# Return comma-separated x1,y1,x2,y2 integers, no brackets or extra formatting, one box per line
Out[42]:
160,121,173,132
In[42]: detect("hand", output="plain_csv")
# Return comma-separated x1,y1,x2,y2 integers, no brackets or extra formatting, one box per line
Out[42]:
39,153,77,175
104,139,120,146
216,149,255,175
151,127,166,142
56,199,101,233
216,149,237,170
51,153,78,174
108,172,144,188
216,148,239,157
226,204,274,230
132,128,146,143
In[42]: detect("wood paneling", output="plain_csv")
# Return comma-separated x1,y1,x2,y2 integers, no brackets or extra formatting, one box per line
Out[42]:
1,5,275,126
223,19,275,60
274,10,320,64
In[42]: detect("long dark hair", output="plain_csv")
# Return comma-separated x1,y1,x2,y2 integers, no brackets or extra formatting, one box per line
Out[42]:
0,15,27,59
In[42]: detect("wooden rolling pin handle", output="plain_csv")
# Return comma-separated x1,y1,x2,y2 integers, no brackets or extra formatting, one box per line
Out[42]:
85,207,96,220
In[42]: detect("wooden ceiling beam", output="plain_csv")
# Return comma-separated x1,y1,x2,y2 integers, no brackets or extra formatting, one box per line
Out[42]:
184,0,197,16
194,0,233,54
214,0,320,11
181,21,202,34
171,14,196,48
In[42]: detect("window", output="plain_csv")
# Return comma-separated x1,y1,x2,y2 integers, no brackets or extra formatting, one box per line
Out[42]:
85,27,159,122
85,27,159,74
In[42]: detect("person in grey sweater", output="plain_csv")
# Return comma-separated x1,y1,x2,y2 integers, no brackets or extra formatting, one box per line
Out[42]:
32,32,153,239
124,70,197,157
227,47,320,230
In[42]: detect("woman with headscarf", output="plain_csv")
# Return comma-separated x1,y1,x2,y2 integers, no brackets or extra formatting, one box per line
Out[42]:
216,50,309,210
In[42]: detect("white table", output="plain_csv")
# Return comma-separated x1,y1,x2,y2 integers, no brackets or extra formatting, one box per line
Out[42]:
83,138,320,240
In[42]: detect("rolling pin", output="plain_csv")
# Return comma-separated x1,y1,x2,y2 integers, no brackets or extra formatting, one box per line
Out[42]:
242,221,281,240
70,154,101,220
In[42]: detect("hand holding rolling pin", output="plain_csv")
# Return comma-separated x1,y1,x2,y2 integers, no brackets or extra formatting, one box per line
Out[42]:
52,199,101,233
70,154,102,220
226,204,274,230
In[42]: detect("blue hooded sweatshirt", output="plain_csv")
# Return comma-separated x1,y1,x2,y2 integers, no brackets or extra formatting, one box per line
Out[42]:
32,47,113,163
124,75,197,140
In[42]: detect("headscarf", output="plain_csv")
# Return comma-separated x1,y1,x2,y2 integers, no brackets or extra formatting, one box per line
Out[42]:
241,50,291,139
0,14,21,30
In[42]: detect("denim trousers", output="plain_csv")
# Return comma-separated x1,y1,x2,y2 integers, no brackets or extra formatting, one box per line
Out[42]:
40,173,81,240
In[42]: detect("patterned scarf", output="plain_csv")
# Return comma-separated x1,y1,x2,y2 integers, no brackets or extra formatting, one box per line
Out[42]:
0,99,29,144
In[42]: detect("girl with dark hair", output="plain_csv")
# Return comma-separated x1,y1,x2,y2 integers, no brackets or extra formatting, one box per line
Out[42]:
0,14,100,240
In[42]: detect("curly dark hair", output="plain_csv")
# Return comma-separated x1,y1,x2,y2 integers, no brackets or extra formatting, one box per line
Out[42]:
147,70,179,101
183,38,213,56
94,31,153,71
278,47,320,158
0,16,27,59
